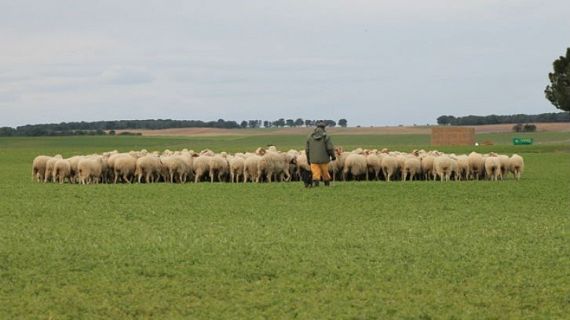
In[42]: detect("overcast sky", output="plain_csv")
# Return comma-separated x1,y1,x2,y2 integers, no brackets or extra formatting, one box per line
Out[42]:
1,0,568,127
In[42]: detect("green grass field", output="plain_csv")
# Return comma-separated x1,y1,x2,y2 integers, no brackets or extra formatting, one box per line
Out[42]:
1,132,569,319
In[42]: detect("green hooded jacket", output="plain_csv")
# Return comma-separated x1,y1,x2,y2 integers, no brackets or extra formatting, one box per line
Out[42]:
305,127,335,164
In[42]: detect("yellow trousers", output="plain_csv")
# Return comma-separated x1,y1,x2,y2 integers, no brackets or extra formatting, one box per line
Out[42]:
310,163,331,181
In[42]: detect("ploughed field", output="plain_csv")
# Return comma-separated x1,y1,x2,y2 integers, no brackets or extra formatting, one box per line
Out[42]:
1,132,569,319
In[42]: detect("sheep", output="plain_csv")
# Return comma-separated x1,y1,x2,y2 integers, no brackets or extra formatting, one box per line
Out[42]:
433,156,453,182
420,155,435,181
455,155,470,181
112,154,137,184
161,156,188,183
53,159,72,184
468,152,485,180
67,155,85,183
107,152,130,182
284,150,300,181
229,155,246,183
177,151,196,182
509,154,524,181
78,156,104,184
295,152,311,180
402,157,421,181
33,147,523,185
498,155,510,179
343,153,368,181
209,154,229,183
329,150,348,181
381,155,399,182
134,155,161,183
366,152,383,181
44,155,63,183
484,155,502,181
258,151,291,183
244,155,262,183
193,155,212,183
450,157,459,181
200,149,215,157
31,155,51,182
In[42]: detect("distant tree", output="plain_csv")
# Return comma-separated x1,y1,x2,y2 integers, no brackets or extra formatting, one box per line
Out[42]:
240,120,248,128
437,115,456,125
286,119,295,127
273,118,286,127
545,48,570,112
325,120,336,127
248,120,261,128
0,127,15,136
338,119,348,128
295,118,304,127
304,119,312,127
263,120,272,128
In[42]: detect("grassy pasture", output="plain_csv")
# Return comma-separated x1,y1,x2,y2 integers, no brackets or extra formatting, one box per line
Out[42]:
1,132,569,319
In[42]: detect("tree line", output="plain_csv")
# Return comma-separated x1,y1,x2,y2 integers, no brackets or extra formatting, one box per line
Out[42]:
436,112,570,126
0,118,348,136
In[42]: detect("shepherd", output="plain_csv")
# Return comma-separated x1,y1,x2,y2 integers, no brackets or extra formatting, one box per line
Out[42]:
305,121,336,187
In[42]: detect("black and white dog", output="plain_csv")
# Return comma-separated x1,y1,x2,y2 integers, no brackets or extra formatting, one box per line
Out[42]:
299,168,312,188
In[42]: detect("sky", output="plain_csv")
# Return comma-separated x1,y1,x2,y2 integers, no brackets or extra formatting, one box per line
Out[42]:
1,0,569,127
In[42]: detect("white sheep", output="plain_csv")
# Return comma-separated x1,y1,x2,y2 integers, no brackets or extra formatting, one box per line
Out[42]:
455,155,470,181
420,155,435,181
258,151,291,183
229,155,246,183
402,157,421,181
193,155,212,183
468,152,485,180
366,152,383,181
381,155,399,182
433,156,453,182
509,154,524,181
44,155,63,183
498,155,510,179
343,153,368,181
134,155,160,183
484,155,502,181
53,159,72,184
209,154,229,183
112,155,137,183
244,154,262,183
31,155,51,182
78,156,104,184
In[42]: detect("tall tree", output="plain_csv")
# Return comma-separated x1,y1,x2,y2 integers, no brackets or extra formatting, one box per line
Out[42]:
338,119,348,127
295,118,304,127
273,118,286,127
286,119,295,127
240,120,248,128
545,47,570,112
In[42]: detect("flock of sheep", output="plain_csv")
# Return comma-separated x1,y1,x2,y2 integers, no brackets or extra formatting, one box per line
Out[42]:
32,146,525,184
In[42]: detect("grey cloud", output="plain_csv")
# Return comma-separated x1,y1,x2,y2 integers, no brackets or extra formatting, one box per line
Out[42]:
0,91,20,103
99,66,154,85
0,0,569,127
